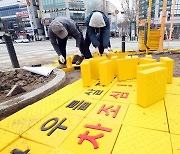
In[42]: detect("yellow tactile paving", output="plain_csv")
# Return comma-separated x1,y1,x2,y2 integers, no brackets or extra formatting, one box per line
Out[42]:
110,80,137,91
101,89,136,104
59,118,121,154
172,77,180,85
0,129,19,152
165,94,180,135
1,138,53,154
0,97,66,135
171,134,180,154
56,97,98,117
166,84,180,95
112,125,172,154
123,101,169,132
77,79,117,100
22,111,83,148
86,101,128,124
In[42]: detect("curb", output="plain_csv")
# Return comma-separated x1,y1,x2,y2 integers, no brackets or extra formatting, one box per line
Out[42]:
0,68,66,120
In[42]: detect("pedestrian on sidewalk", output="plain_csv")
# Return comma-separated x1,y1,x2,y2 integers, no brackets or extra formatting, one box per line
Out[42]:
85,10,111,56
48,17,92,68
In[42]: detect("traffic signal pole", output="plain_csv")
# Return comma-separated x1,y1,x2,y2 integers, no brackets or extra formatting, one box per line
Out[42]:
169,0,176,40
158,0,167,52
146,0,153,55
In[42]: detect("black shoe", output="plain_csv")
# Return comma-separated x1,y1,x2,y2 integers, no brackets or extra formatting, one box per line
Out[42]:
72,55,81,64
76,56,84,65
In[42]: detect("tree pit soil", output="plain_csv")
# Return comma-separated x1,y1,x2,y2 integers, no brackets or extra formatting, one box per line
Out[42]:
0,69,81,103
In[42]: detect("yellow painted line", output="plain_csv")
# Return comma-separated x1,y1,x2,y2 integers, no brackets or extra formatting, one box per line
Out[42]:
59,118,121,154
1,138,53,154
86,101,129,124
171,134,180,154
112,125,172,154
56,97,98,117
123,101,169,132
0,129,19,152
22,111,84,148
165,94,180,135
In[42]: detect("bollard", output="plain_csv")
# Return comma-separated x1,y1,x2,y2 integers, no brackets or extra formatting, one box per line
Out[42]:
122,35,125,52
3,33,20,68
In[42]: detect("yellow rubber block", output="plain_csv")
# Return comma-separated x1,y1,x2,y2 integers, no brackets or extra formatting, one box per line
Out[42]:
166,84,180,95
139,58,157,64
86,101,128,124
99,60,114,86
165,94,180,135
137,67,167,108
1,138,53,154
123,102,169,132
22,111,83,148
66,57,72,68
171,134,180,154
93,52,100,57
60,118,121,154
80,60,91,87
116,52,126,59
57,97,98,117
117,58,139,81
62,67,74,72
0,129,19,152
109,52,116,58
145,54,152,58
110,80,137,91
112,125,172,154
137,62,165,72
101,90,136,104
101,54,108,59
160,57,174,84
0,95,67,135
89,57,107,80
110,56,118,76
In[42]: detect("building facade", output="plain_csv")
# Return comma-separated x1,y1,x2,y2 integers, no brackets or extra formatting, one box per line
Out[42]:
38,0,86,38
0,0,44,40
138,0,180,39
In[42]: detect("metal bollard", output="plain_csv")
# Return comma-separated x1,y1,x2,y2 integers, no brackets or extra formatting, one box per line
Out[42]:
122,35,125,52
3,33,20,68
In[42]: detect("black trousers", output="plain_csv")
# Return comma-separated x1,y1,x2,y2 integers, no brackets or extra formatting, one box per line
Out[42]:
85,32,111,54
57,28,92,63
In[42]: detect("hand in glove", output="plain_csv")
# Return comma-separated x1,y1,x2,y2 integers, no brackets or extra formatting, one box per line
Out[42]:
58,55,65,64
95,47,99,53
108,47,112,51
104,48,110,56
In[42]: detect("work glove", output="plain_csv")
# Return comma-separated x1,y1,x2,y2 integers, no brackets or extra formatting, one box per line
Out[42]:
95,47,99,53
58,55,65,64
108,47,112,52
104,48,110,56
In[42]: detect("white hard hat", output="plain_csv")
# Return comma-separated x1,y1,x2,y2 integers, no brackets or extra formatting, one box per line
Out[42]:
89,12,106,28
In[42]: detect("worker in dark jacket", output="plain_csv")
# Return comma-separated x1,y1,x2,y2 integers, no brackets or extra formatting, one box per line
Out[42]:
48,17,92,67
85,11,111,55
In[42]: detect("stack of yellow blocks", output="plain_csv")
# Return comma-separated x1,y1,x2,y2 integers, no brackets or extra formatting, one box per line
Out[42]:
137,67,167,107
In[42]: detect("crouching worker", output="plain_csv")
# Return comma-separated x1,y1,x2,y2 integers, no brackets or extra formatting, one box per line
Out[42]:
49,17,92,68
85,11,111,56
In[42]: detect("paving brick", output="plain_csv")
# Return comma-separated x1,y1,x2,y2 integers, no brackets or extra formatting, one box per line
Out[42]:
112,125,172,154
